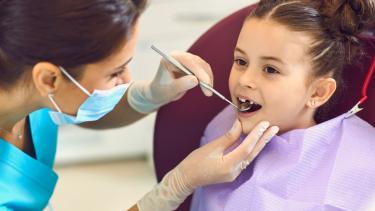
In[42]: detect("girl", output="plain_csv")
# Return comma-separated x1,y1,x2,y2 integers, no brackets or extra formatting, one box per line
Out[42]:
0,0,279,210
192,0,375,210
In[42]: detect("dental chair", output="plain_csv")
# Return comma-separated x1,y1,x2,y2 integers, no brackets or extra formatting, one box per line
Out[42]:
153,5,375,211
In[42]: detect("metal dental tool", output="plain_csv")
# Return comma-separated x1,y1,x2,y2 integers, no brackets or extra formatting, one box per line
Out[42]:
151,45,250,112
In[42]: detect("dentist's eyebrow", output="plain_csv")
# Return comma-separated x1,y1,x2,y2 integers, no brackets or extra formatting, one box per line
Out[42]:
261,56,284,65
114,57,133,70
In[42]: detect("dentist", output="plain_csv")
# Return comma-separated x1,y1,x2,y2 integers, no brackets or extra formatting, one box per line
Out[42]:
0,0,279,210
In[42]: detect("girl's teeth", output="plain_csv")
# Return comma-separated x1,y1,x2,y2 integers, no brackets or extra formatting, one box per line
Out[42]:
239,98,247,103
238,97,258,106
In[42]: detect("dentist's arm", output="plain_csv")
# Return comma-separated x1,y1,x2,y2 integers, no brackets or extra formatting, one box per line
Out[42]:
80,51,213,129
128,120,279,211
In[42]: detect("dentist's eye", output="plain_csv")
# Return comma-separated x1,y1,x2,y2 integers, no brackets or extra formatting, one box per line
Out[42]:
110,72,120,78
110,67,126,79
263,66,279,74
234,58,248,66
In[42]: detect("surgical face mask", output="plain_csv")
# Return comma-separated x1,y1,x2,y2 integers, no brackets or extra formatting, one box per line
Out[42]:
48,67,130,125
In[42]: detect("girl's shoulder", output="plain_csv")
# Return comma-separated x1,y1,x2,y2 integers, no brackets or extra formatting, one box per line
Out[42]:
325,115,375,210
341,115,375,150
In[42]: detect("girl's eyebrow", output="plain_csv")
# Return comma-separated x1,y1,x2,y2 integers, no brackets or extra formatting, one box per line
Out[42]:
235,47,285,65
261,56,285,65
235,47,246,55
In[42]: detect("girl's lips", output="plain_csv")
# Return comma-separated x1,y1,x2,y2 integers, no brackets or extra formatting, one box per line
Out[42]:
238,108,260,118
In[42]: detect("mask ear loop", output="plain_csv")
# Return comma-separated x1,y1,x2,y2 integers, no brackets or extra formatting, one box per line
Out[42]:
59,66,91,96
345,56,375,118
48,93,63,113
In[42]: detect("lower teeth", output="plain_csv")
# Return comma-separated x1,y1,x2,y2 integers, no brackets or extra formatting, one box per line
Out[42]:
240,102,262,113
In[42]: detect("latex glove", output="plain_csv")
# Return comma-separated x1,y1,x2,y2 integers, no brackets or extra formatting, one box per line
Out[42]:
127,51,213,114
136,120,280,211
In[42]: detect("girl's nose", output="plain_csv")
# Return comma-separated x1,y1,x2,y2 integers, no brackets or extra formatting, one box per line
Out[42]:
238,67,257,89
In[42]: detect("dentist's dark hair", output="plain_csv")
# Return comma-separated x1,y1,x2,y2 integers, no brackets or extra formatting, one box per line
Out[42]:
0,0,147,90
248,0,375,122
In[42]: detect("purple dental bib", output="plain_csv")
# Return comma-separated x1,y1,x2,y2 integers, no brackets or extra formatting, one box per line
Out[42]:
191,106,375,211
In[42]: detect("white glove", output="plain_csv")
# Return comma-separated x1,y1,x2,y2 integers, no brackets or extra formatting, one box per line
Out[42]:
136,120,280,211
127,51,213,114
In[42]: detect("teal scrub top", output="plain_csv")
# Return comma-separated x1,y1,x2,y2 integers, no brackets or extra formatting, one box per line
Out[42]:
0,108,59,211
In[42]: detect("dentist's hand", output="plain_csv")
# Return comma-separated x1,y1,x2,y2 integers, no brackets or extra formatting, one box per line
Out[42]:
127,51,213,114
176,120,279,189
135,120,279,211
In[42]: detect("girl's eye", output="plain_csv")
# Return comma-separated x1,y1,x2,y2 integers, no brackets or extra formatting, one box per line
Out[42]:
234,58,248,66
263,66,280,74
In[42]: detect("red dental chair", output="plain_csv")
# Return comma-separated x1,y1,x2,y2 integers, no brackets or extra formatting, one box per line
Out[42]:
153,5,375,211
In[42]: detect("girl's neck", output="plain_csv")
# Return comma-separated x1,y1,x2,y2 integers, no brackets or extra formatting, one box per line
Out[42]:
279,110,317,134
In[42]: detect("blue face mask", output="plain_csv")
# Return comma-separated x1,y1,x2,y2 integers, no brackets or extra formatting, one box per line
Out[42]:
48,67,130,125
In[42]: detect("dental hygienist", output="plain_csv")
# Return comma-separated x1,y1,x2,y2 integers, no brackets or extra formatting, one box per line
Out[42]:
0,0,279,210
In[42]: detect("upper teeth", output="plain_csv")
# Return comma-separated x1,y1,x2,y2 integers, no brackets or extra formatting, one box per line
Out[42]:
239,97,255,104
239,98,247,103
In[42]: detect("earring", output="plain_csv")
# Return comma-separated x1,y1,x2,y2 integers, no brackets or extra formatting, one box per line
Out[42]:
311,100,316,107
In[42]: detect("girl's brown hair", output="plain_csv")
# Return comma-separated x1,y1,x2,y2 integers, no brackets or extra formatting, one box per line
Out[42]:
249,0,375,122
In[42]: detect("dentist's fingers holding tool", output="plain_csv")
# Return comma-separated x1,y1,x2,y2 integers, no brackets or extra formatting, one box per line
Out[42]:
167,52,214,97
127,49,214,114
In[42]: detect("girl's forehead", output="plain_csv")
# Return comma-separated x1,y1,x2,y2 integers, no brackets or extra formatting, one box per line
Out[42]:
238,18,312,62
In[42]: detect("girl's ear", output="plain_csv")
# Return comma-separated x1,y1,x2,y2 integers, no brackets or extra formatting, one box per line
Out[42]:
307,77,336,108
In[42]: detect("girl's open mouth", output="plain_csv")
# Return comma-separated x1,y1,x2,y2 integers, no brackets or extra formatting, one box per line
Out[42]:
238,97,262,113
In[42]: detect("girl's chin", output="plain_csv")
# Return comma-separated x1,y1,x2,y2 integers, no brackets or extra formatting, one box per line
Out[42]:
237,109,260,118
239,121,256,135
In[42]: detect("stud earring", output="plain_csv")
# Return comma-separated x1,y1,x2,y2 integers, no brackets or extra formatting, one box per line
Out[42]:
311,100,316,107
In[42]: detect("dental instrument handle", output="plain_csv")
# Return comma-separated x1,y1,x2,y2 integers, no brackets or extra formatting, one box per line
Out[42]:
151,45,193,76
151,45,242,111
